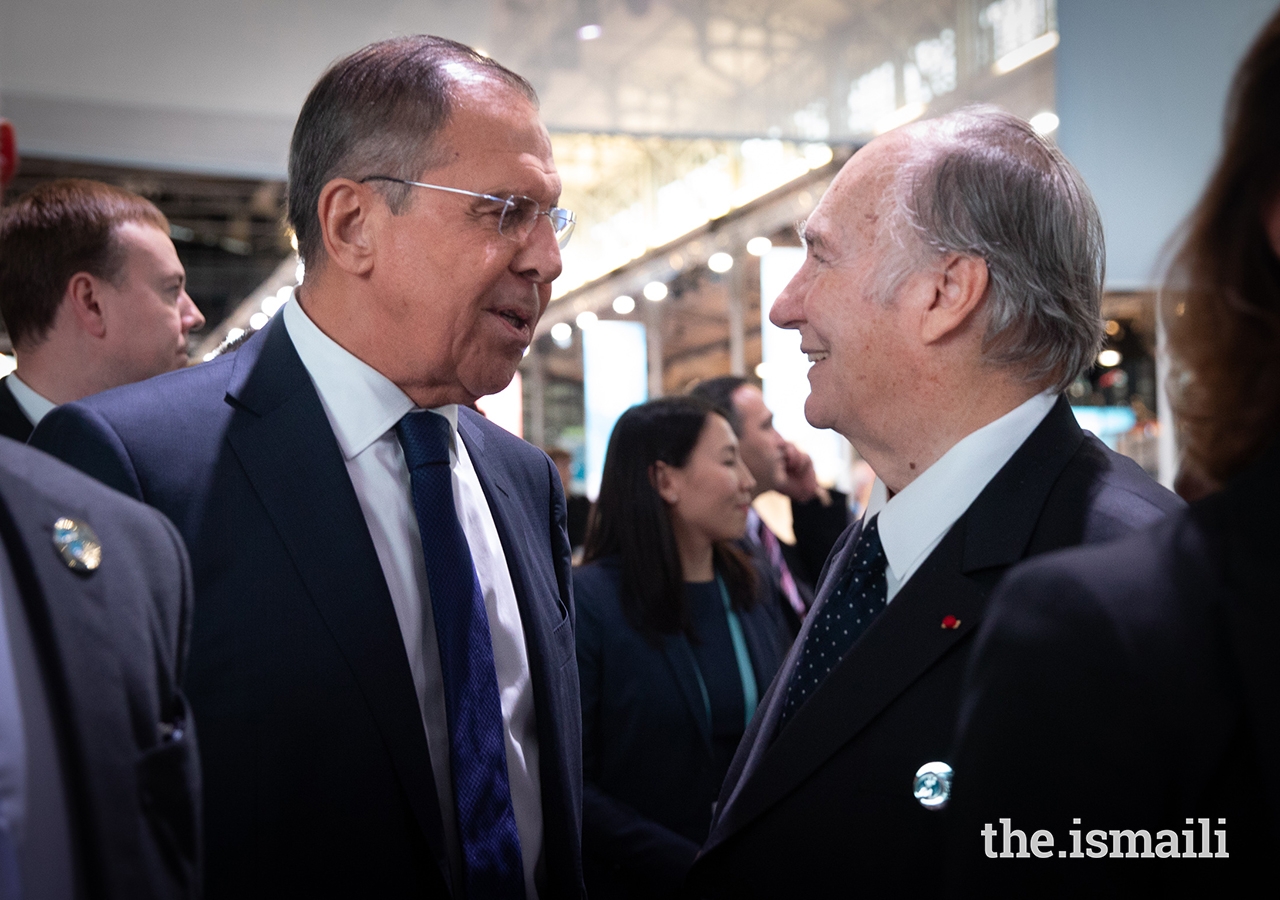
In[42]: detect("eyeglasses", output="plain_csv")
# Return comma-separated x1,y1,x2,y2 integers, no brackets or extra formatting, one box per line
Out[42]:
361,175,576,248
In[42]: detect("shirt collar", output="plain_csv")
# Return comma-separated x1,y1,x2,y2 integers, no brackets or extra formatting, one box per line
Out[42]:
283,297,457,459
5,373,57,425
865,391,1058,584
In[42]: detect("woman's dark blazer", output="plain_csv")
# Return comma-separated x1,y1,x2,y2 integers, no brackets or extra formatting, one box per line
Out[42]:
574,557,787,898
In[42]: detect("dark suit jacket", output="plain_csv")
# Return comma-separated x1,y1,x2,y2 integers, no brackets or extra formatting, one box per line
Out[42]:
0,437,199,899
944,441,1279,897
0,377,34,443
687,396,1184,897
30,315,585,899
574,558,787,898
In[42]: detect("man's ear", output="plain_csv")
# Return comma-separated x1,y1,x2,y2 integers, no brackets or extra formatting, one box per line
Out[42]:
65,272,107,338
317,178,378,276
649,461,679,505
920,253,989,344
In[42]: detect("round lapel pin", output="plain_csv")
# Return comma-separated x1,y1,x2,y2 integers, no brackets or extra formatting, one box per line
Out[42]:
941,614,960,630
53,517,102,573
913,761,953,810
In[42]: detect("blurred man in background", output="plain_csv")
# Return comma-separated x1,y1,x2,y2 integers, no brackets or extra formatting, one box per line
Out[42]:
0,179,205,440
691,375,849,637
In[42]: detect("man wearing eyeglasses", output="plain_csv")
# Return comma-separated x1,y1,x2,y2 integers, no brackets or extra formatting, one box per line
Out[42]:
32,36,584,900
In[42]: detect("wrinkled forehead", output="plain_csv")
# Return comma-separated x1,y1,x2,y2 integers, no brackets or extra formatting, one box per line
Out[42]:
807,141,904,252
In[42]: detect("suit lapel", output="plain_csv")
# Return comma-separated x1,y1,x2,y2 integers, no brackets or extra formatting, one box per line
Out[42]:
222,318,451,879
457,412,571,670
663,635,714,751
708,396,1086,848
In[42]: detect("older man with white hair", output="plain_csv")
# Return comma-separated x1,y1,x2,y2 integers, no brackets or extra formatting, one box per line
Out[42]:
687,107,1182,896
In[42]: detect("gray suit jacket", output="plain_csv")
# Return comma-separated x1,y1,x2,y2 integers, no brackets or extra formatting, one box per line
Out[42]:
0,436,199,899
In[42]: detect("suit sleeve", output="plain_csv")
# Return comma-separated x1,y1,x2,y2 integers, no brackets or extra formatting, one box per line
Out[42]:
30,403,145,500
575,578,700,893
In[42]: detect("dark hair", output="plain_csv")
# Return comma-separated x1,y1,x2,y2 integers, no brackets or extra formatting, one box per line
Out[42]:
582,396,757,640
287,35,537,267
688,375,751,436
1163,8,1280,489
0,178,169,349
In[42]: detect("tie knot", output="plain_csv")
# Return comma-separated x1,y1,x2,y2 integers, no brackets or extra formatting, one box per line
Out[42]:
396,410,452,468
851,516,885,571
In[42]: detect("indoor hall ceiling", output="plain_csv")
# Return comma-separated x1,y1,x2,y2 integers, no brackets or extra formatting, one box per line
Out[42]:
1,0,1054,175
492,0,1052,141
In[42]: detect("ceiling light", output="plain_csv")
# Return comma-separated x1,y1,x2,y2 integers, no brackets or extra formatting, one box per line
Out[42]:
643,281,668,301
754,362,770,379
1097,349,1122,367
746,236,773,257
613,295,636,314
1030,111,1060,135
550,322,573,345
708,252,734,273
994,31,1059,75
575,310,599,329
577,24,602,40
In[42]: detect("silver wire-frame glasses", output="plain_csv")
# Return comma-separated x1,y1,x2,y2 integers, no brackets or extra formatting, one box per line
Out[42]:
361,175,576,248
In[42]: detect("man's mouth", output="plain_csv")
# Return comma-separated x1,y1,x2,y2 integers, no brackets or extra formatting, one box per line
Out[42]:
804,349,830,362
494,308,533,334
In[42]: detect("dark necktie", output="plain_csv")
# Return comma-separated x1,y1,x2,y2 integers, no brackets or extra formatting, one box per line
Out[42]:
777,516,888,730
396,410,525,900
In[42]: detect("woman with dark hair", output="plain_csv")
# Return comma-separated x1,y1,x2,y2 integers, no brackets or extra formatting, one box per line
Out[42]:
945,10,1280,894
575,396,787,899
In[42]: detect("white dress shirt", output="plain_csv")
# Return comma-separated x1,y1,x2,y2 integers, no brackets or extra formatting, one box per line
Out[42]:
863,392,1058,602
283,298,543,898
5,374,56,427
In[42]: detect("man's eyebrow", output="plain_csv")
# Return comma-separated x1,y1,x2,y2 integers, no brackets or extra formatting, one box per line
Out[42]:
798,219,829,253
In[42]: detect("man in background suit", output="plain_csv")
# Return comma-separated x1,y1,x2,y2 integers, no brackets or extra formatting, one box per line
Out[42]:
690,376,849,636
33,36,584,899
687,107,1183,897
0,179,205,440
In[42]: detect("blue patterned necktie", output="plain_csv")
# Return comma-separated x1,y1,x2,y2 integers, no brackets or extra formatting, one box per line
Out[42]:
777,516,888,730
396,410,525,900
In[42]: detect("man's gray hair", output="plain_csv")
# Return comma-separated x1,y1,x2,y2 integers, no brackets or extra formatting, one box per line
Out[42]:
287,35,537,268
887,106,1105,392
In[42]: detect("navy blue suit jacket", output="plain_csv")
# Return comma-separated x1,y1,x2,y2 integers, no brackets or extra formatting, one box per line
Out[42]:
0,437,199,899
945,441,1278,896
574,558,787,898
688,396,1184,898
30,315,585,899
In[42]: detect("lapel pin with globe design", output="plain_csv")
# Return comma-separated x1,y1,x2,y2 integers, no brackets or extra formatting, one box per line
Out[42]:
913,761,953,810
53,517,102,573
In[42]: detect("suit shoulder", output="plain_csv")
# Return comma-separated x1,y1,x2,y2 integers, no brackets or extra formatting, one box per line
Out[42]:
996,506,1211,631
0,437,182,544
1052,435,1184,539
76,351,236,425
571,560,624,620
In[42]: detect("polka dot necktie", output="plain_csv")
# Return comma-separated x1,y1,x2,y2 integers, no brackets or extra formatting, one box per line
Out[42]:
396,410,525,900
777,516,888,730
